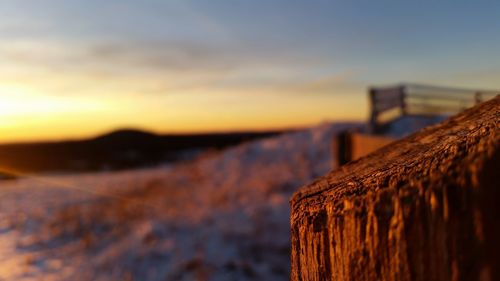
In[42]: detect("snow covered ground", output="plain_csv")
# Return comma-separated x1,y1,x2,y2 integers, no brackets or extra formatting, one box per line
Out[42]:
0,122,358,281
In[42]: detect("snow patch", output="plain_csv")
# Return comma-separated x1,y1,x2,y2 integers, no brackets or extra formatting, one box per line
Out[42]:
0,122,358,281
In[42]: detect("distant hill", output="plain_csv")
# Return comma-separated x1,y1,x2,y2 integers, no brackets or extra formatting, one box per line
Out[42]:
0,129,283,175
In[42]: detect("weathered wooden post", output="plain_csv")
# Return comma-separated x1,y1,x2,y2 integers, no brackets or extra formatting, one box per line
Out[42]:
291,97,499,281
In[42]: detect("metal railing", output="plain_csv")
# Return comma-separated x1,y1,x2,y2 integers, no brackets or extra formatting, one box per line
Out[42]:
369,83,498,133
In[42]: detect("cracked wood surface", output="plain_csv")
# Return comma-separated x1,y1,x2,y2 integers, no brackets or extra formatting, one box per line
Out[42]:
290,97,499,281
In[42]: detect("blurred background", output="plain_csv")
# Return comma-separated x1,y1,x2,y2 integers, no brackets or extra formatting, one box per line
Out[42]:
0,1,499,280
1,0,499,143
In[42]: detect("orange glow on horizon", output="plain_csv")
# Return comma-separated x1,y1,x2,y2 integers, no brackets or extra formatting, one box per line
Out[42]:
0,43,368,143
0,82,367,143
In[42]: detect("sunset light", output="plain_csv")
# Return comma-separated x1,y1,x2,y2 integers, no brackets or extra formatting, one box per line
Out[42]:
0,2,499,280
1,1,499,143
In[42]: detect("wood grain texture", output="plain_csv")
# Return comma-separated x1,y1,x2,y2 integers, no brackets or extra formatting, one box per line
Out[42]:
290,97,500,281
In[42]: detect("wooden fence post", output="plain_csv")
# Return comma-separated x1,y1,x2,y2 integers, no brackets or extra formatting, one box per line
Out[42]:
291,97,500,281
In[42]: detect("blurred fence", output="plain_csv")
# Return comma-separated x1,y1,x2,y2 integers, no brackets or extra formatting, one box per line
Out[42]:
369,83,499,133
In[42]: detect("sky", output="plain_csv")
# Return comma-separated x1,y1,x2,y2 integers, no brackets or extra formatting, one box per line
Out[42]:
0,0,499,143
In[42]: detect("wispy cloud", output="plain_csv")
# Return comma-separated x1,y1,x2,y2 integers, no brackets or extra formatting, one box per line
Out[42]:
282,72,361,95
0,38,328,96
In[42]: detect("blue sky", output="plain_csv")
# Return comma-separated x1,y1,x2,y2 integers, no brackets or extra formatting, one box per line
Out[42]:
0,0,499,141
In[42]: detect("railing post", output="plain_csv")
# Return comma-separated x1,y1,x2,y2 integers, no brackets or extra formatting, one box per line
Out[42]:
369,88,378,134
400,85,407,115
475,92,483,104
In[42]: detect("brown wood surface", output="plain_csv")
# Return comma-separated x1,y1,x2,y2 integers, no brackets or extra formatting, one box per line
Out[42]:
291,97,500,281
